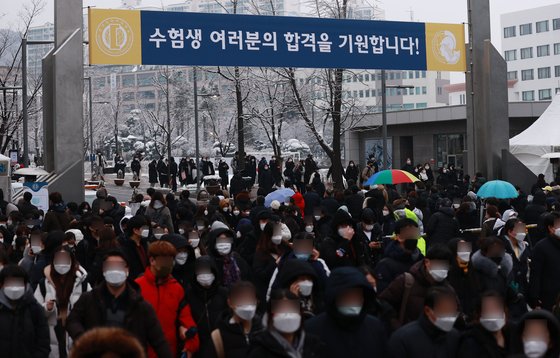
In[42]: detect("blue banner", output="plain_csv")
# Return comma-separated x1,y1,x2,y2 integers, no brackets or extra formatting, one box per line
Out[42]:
89,9,466,71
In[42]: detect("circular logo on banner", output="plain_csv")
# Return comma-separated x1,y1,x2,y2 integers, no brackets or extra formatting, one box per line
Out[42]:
96,17,134,57
431,30,461,65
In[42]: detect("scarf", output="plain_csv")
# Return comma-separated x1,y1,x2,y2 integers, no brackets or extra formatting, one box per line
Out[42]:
270,329,305,358
222,255,241,288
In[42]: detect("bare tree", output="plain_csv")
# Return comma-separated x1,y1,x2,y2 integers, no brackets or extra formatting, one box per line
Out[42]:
283,0,368,190
0,0,45,154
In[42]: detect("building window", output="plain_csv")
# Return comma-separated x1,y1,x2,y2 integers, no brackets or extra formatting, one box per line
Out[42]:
121,74,135,87
422,71,426,78
371,89,376,96
434,134,464,168
520,47,533,59
402,71,408,79
539,89,552,100
422,86,427,94
554,18,560,30
536,20,549,33
437,87,443,95
364,74,369,81
365,90,370,97
416,103,427,109
504,49,517,61
138,90,156,99
359,90,364,98
403,103,414,109
507,71,518,80
538,67,551,79
415,71,420,78
122,92,135,101
537,45,550,57
520,23,532,35
415,87,420,95
521,69,534,81
556,88,560,94
554,43,560,55
556,65,560,77
137,73,153,86
358,75,363,82
522,90,535,101
504,26,516,38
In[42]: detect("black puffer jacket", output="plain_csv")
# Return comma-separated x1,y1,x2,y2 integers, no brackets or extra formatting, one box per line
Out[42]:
425,207,459,247
187,256,229,357
305,267,388,358
388,313,460,358
0,285,50,358
457,323,511,358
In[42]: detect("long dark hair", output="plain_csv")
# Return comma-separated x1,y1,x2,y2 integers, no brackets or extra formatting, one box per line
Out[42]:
256,222,281,255
50,245,78,312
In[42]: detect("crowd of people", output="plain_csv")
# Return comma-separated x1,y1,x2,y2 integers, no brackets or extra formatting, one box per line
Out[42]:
4,157,560,358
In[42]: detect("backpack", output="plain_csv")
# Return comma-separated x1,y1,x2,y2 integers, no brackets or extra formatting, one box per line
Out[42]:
398,272,415,325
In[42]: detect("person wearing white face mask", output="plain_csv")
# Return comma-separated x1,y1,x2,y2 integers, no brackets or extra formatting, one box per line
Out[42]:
305,267,386,358
457,291,509,358
248,289,325,358
33,246,91,357
162,234,195,288
118,215,151,281
209,228,250,289
67,250,173,358
446,238,479,323
502,218,531,298
253,221,288,304
188,256,229,354
209,281,263,358
379,244,454,327
357,208,383,266
514,310,560,358
388,286,461,358
320,210,365,270
0,264,50,357
145,192,174,234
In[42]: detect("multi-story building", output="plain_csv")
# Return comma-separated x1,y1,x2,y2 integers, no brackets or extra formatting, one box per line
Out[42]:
501,4,560,101
27,22,54,76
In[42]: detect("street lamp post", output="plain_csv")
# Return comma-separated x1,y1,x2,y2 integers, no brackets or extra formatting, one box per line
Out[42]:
84,77,94,178
380,69,414,170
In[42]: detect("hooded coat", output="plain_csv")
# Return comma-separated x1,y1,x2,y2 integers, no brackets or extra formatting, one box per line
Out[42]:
0,284,50,358
136,267,200,357
305,267,387,358
320,210,369,269
33,265,90,358
510,310,560,358
202,313,264,358
248,329,325,358
186,256,229,355
273,259,325,318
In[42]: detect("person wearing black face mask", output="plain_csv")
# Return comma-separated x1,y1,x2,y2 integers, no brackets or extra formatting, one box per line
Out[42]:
471,236,527,321
374,219,424,293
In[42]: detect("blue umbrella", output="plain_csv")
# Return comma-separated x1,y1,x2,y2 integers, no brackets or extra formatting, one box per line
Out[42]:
476,180,518,199
264,188,295,207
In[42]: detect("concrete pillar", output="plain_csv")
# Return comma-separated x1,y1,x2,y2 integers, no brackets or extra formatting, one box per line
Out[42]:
465,0,509,179
42,0,84,203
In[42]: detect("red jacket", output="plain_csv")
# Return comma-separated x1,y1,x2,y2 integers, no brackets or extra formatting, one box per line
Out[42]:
136,267,199,357
292,192,306,217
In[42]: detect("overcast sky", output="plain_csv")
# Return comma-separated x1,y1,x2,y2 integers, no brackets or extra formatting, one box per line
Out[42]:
3,0,559,48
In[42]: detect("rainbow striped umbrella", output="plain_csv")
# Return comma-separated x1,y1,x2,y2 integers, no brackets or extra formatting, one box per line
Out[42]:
363,169,419,186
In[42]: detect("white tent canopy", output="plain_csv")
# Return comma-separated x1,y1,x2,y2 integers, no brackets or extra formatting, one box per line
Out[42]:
510,94,560,181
